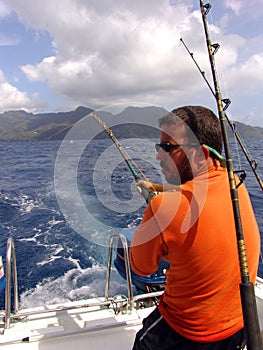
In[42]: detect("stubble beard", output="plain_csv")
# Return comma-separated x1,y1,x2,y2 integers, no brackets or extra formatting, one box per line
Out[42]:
164,155,193,185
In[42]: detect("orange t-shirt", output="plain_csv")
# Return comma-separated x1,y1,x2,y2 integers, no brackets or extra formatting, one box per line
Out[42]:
130,165,260,342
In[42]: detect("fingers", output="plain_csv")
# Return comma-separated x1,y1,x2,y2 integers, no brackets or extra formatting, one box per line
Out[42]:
136,180,154,194
137,185,142,195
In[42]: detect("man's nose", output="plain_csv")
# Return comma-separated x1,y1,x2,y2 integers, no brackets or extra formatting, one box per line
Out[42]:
156,149,164,161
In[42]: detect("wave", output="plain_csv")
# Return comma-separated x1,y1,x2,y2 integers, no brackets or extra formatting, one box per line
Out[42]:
1,139,262,310
19,263,130,309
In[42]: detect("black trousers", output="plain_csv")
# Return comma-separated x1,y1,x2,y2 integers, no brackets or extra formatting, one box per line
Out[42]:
132,308,246,350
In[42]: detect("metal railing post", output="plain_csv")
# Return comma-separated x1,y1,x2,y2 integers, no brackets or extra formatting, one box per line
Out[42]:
105,234,133,309
5,237,19,328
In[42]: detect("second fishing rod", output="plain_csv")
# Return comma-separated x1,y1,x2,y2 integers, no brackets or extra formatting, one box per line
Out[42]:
180,36,263,192
199,1,262,349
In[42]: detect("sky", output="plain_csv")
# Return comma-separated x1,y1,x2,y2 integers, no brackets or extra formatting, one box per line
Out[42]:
0,0,263,126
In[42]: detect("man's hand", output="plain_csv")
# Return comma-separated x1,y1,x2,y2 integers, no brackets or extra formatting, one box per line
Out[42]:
136,180,178,195
136,180,155,195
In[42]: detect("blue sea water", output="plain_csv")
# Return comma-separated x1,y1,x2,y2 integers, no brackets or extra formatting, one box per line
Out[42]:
0,137,262,310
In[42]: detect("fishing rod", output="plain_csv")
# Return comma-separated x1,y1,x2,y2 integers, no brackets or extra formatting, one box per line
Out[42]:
89,113,156,203
45,109,156,202
180,37,263,192
199,2,262,349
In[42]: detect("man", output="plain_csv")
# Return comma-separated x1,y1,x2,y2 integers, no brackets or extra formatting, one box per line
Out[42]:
130,106,260,349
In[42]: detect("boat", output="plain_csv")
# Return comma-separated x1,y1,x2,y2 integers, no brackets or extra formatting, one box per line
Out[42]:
1,1,263,349
0,234,165,350
0,230,263,349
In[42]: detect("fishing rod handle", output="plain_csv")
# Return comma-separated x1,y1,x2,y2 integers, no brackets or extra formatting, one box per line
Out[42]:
136,179,157,204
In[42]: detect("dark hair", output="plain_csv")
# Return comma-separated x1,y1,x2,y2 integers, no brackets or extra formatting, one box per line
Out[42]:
158,106,223,154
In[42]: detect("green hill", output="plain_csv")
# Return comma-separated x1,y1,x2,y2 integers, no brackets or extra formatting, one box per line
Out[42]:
0,106,93,141
0,106,262,141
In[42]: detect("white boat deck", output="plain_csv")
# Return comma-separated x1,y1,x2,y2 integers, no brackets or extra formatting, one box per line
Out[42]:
1,279,263,350
1,236,262,349
0,296,156,349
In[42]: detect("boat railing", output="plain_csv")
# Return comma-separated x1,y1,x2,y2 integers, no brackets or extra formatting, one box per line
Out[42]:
2,235,163,330
105,234,134,309
4,237,19,329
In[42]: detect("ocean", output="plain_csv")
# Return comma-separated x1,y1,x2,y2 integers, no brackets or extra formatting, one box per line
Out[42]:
0,137,262,310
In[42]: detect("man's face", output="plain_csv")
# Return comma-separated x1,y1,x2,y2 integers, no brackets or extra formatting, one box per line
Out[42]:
156,123,194,185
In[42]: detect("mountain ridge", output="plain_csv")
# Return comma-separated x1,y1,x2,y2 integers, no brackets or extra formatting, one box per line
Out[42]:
0,106,262,141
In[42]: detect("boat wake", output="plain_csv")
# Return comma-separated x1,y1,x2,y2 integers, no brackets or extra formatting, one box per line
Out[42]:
19,263,129,309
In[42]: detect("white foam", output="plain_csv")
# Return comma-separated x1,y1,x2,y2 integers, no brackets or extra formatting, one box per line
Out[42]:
19,264,128,309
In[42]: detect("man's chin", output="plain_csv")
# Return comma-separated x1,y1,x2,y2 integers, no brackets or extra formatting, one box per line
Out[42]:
165,174,182,186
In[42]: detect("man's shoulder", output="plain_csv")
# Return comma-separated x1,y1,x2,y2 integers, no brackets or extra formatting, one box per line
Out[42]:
149,188,183,208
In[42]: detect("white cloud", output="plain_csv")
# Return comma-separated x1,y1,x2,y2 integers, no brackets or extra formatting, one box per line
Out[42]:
21,56,56,82
8,0,207,108
0,69,46,112
0,33,20,46
0,2,18,46
0,70,29,110
223,0,263,20
228,53,263,91
2,0,263,126
0,0,11,17
223,0,242,15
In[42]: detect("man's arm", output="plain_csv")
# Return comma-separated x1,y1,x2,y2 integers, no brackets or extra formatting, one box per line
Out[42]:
130,196,166,276
136,180,178,194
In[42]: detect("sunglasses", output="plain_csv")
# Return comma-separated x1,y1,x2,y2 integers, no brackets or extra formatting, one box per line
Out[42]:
155,142,199,153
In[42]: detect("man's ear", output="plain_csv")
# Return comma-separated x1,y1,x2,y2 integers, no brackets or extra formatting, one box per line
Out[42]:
201,145,210,159
191,145,209,168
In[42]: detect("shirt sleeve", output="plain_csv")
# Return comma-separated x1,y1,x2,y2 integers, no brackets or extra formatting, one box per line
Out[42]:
130,195,167,276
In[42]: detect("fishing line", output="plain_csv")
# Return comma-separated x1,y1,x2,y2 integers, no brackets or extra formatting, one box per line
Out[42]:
207,1,230,100
48,108,158,205
234,134,242,171
89,113,148,182
89,113,157,203
45,117,88,141
180,35,263,191
43,109,151,184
